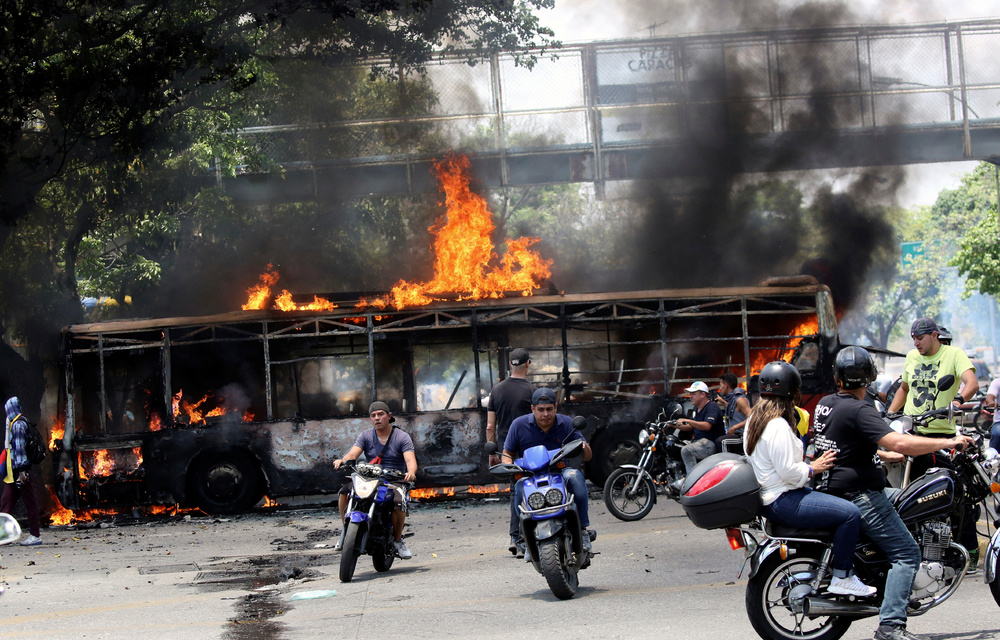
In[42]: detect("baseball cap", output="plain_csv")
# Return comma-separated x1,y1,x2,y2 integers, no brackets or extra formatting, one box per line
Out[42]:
531,387,557,405
684,381,710,394
368,401,395,422
910,317,939,337
509,348,530,366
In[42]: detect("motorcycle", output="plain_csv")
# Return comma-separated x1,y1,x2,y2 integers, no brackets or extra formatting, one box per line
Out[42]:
336,459,411,583
602,403,687,521
486,430,596,600
716,442,1000,640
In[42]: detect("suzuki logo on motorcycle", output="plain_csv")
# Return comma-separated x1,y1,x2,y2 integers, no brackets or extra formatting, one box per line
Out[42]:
916,489,947,504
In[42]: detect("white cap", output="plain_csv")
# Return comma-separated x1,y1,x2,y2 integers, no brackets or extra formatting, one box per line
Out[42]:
684,381,710,394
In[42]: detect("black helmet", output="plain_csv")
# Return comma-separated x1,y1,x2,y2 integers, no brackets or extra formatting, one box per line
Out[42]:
835,346,876,389
936,325,952,345
758,361,801,398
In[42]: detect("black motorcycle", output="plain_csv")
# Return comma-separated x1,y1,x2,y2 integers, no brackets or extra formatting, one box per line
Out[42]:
602,404,686,521
717,445,1000,640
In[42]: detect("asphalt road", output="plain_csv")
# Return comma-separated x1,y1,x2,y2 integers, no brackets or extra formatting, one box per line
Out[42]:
0,494,998,640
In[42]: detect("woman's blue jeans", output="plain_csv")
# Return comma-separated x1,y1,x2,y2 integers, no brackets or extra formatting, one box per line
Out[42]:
763,487,863,575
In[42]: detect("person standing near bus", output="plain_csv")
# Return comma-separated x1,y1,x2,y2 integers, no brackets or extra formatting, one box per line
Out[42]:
485,347,533,557
334,402,417,559
2,397,41,545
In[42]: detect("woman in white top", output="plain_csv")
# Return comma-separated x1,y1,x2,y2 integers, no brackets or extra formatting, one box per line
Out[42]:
744,361,876,598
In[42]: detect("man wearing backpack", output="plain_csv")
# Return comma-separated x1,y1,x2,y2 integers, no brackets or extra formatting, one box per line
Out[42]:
2,397,42,545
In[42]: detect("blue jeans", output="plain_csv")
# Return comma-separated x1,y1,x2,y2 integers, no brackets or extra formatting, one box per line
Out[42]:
514,468,590,528
764,487,862,575
990,422,1000,452
850,489,920,627
681,437,716,474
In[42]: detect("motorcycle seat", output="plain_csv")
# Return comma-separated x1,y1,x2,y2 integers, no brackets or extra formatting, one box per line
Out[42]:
764,519,835,541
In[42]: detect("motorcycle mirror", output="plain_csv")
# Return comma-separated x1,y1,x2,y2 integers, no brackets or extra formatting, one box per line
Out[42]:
0,513,20,546
571,415,587,430
484,441,498,455
936,374,955,392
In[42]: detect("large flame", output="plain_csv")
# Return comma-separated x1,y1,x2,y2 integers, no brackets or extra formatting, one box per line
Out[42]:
359,155,552,310
241,154,553,314
749,317,820,375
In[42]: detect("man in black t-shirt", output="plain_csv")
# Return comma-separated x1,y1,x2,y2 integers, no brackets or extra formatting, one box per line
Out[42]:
813,346,971,640
486,347,534,556
676,381,724,474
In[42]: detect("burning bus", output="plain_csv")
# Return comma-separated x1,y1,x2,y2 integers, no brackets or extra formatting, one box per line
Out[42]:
52,279,839,514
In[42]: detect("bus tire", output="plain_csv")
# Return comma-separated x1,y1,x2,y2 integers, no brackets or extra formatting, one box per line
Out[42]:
586,424,643,487
187,450,264,514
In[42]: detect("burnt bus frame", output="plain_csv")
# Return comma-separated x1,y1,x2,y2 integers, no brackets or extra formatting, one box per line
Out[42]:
55,283,838,511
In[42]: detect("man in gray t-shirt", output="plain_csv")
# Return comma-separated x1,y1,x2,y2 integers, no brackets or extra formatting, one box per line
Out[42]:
334,401,417,558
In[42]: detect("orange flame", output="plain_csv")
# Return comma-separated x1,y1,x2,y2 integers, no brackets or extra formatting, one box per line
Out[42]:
149,413,164,431
46,487,76,526
171,390,253,426
242,264,338,312
358,154,553,310
46,486,202,525
409,483,510,500
750,318,819,375
78,447,143,480
49,415,65,450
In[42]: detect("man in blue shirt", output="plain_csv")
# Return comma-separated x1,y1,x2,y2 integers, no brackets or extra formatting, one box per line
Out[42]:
502,387,593,552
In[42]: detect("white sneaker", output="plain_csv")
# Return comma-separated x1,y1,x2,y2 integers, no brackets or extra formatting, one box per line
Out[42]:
394,540,412,559
19,535,41,546
827,575,877,596
334,538,343,551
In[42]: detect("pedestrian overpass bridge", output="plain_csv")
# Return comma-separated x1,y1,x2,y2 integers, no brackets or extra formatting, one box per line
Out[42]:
224,18,1000,203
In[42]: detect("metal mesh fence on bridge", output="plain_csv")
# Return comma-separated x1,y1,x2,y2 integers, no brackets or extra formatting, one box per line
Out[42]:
235,19,1000,175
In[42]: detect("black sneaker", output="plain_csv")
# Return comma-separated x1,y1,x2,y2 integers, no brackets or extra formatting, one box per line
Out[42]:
508,535,519,556
874,624,924,640
515,540,526,559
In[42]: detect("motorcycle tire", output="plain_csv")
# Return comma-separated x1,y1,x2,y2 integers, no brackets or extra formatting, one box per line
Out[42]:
372,534,396,572
603,467,656,521
538,537,578,600
990,549,1000,607
339,521,363,583
746,550,852,640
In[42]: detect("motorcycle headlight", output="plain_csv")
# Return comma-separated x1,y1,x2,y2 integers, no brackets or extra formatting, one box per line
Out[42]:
353,476,380,499
545,488,564,507
638,429,650,446
527,491,547,510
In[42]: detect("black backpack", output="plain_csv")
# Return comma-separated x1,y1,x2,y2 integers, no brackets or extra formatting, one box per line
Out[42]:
13,415,46,465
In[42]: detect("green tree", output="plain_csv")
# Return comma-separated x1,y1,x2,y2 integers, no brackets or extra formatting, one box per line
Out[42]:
0,0,557,404
951,163,1000,298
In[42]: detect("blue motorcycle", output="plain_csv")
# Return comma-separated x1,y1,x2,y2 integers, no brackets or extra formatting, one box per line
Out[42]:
337,460,410,582
488,435,596,600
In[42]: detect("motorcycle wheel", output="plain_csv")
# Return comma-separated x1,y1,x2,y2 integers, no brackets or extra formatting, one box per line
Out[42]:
746,552,852,640
603,467,656,521
538,537,578,600
990,549,1000,606
339,521,363,583
372,534,396,572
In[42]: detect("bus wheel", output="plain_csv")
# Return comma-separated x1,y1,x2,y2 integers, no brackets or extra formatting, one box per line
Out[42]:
586,425,642,487
188,450,264,514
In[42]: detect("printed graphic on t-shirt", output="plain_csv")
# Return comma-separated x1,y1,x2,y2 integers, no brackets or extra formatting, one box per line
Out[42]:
910,362,940,410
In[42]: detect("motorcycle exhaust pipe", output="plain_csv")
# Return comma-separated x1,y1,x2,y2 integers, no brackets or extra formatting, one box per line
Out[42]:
803,597,880,619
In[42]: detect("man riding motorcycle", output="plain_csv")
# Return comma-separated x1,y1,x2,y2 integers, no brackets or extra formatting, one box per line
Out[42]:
502,387,594,553
813,346,973,640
